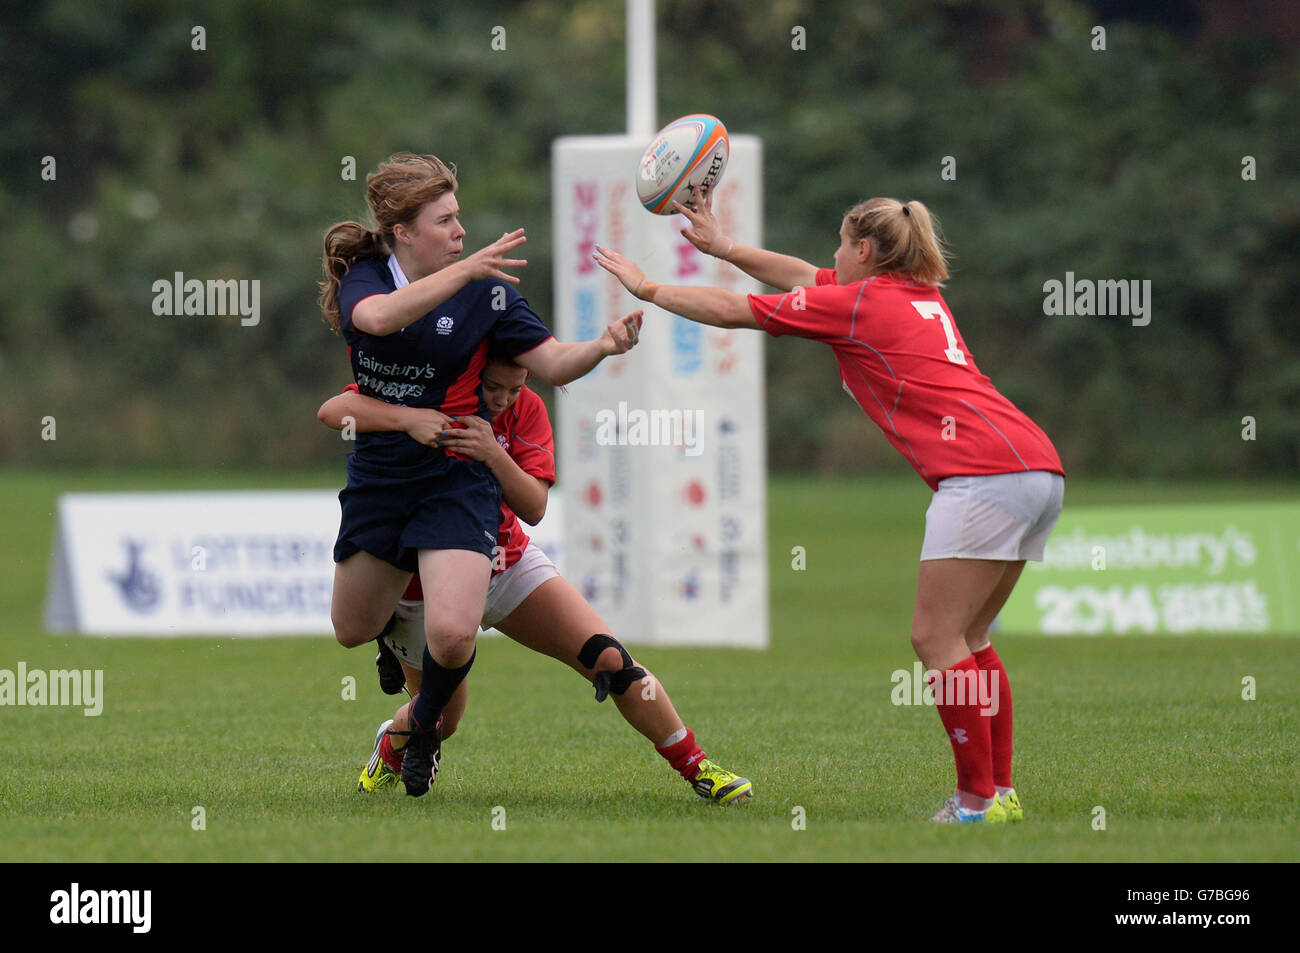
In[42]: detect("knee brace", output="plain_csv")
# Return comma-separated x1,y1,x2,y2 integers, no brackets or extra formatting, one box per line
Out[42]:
577,634,646,703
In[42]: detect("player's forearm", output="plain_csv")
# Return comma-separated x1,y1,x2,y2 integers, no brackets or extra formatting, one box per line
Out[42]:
640,282,755,329
720,243,818,293
483,446,549,525
353,261,474,336
317,392,420,433
530,339,614,387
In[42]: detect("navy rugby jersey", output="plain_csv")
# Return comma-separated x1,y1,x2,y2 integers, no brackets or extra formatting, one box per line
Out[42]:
338,257,553,469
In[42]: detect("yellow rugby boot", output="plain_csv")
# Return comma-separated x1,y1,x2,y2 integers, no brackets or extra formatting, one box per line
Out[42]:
930,794,1007,823
691,759,753,804
357,719,400,793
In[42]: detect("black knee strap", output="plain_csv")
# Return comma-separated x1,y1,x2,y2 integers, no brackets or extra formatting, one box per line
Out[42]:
577,634,646,703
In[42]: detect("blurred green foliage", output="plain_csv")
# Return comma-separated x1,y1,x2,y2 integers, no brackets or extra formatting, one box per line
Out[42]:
2,0,1296,475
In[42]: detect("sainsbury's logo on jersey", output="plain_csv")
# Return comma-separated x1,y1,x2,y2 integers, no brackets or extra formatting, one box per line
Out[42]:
151,272,260,326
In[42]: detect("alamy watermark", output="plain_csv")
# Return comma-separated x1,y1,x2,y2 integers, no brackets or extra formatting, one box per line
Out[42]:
151,272,260,326
1,662,103,716
50,883,150,933
595,401,703,457
890,661,999,716
1042,272,1150,326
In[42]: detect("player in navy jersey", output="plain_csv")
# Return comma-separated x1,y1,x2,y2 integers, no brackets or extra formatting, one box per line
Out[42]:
319,153,643,796
317,349,752,803
593,187,1065,823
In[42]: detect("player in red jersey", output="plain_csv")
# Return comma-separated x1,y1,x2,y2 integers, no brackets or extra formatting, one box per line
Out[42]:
593,187,1064,823
317,349,753,803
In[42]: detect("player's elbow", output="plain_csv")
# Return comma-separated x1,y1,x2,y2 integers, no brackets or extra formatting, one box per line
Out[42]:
317,396,350,431
513,346,562,388
528,366,562,389
317,401,340,430
518,500,546,526
516,485,549,526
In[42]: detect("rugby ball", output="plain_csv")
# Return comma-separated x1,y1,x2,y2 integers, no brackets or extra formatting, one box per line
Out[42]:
636,114,729,215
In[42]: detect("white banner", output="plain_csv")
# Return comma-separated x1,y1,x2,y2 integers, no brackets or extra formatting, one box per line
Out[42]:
44,490,567,637
45,491,340,635
552,134,769,647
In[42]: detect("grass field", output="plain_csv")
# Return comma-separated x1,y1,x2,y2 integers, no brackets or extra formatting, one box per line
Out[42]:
1,469,1297,861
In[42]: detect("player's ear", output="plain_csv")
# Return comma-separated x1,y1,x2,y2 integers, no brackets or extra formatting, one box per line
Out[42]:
393,222,409,245
857,237,872,264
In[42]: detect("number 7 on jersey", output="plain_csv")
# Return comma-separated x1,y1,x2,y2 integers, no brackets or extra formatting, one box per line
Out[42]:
911,301,967,366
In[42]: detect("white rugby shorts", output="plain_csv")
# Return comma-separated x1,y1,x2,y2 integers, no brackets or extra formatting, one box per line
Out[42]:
920,470,1064,562
382,541,560,667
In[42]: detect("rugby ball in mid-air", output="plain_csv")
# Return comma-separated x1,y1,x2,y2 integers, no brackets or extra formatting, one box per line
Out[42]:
636,114,729,215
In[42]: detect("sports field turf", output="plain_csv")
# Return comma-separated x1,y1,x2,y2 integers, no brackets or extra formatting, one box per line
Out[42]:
1,469,1296,861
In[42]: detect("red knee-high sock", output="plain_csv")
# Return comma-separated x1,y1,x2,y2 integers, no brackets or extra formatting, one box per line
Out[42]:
973,644,1014,789
929,656,995,800
379,732,404,774
656,728,706,780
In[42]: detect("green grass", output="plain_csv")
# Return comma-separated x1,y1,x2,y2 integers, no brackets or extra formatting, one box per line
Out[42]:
1,469,1297,861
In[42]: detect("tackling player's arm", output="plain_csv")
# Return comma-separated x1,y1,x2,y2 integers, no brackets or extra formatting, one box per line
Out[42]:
317,389,452,446
435,416,550,525
675,186,817,292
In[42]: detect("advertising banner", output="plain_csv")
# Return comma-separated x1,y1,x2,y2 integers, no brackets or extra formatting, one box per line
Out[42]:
998,502,1300,636
552,134,769,646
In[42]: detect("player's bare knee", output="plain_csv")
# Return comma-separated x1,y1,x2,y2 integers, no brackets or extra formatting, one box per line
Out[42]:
332,615,372,648
424,622,476,660
909,628,934,657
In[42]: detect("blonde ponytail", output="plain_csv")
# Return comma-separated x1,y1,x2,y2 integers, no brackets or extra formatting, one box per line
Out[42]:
844,198,949,286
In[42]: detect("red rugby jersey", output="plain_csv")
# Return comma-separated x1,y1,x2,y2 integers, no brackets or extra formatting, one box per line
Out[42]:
396,385,556,600
748,269,1063,490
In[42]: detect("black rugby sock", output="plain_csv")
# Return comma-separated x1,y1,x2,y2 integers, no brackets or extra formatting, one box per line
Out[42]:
410,645,475,731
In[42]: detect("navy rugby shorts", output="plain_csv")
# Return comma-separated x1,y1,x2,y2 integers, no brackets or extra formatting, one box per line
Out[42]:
334,453,501,571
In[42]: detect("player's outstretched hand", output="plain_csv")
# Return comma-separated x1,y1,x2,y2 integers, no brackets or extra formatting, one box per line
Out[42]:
592,244,651,300
435,414,500,462
601,310,644,355
673,186,732,259
463,229,528,284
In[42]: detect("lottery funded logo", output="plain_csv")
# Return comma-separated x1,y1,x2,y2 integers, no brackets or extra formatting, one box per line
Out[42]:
107,540,162,613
